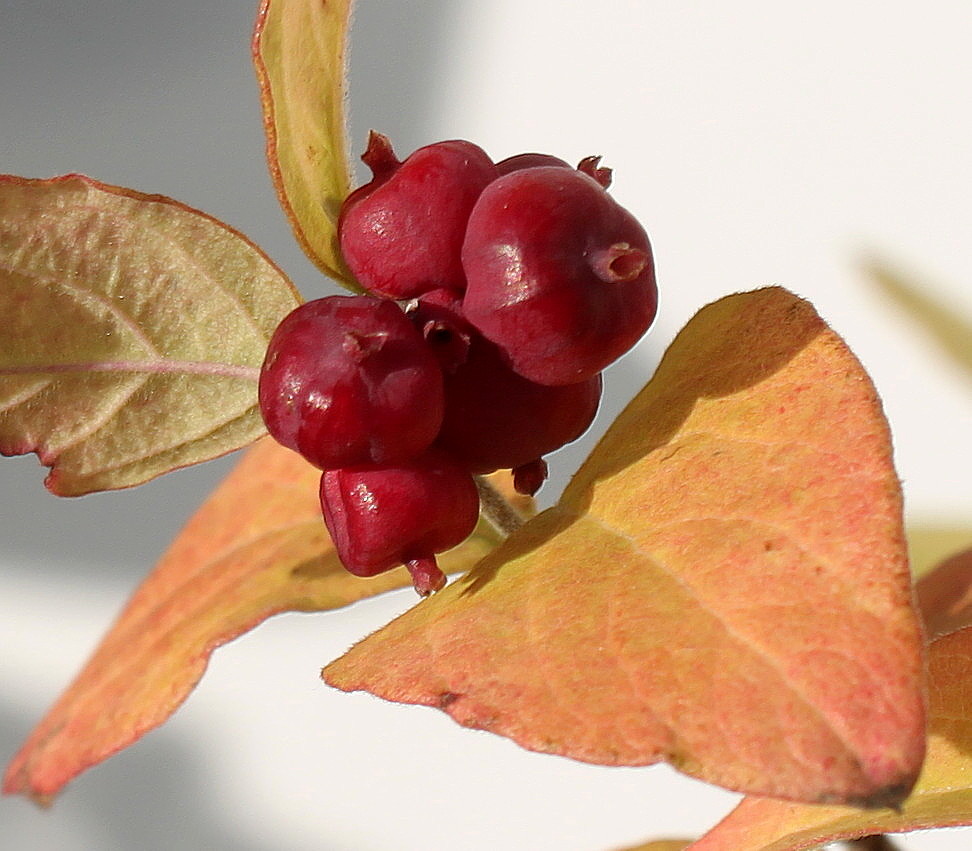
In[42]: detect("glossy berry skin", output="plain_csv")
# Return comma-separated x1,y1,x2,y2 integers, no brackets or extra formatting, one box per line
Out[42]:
462,166,657,386
495,152,570,175
338,132,498,298
410,290,602,475
319,450,481,595
259,295,444,470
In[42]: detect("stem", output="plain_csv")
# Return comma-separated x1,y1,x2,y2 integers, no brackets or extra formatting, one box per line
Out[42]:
475,476,527,538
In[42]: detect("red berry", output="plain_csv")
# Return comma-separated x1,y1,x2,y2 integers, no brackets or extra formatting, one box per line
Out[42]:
259,295,444,470
461,166,657,385
338,132,498,298
495,152,571,175
512,458,549,497
319,450,481,595
410,290,602,476
496,152,612,188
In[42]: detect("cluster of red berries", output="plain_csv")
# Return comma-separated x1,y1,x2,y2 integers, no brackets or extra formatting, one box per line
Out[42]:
259,133,657,595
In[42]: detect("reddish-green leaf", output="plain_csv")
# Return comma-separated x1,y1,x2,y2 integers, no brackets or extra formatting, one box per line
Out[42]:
684,626,972,850
915,546,972,638
0,174,301,495
325,287,925,806
3,437,529,802
252,0,356,286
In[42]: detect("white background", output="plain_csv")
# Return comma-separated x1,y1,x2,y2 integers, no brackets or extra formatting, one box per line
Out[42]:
2,1,972,848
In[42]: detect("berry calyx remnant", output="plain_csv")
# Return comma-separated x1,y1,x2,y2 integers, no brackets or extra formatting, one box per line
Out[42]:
260,134,657,594
338,132,497,299
462,165,657,385
409,290,602,480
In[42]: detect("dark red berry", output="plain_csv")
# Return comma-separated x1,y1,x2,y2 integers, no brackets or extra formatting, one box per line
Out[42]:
405,286,473,374
410,290,602,476
496,152,611,188
461,166,657,385
512,458,548,497
259,295,444,470
495,152,571,175
319,450,481,595
338,132,498,299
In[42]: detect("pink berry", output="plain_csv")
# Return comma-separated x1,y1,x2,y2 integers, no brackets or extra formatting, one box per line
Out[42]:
259,295,444,470
410,290,602,477
319,450,481,595
461,166,657,385
338,132,498,298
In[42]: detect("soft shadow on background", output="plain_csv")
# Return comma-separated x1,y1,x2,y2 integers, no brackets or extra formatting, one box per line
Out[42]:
0,0,455,577
4,1,972,850
1,1,455,848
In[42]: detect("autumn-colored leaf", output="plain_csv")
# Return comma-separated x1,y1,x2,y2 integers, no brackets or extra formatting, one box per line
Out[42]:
684,625,972,850
614,840,693,851
3,436,530,802
325,287,925,806
915,546,972,638
252,0,356,287
0,174,301,495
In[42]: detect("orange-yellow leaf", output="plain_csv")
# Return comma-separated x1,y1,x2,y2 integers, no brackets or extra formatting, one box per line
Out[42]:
915,546,972,639
324,287,925,806
252,0,356,287
0,173,301,495
3,437,526,802
614,841,693,851
685,626,972,850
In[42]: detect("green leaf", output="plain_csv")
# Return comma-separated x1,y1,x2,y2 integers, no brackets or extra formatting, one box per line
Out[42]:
252,0,357,287
0,174,301,495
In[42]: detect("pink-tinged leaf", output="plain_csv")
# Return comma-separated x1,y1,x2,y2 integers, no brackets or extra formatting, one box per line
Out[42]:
915,546,972,638
685,626,972,850
252,0,356,287
3,437,530,802
0,174,301,495
325,287,925,806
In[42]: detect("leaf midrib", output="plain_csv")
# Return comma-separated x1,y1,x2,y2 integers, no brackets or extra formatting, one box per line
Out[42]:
0,360,260,381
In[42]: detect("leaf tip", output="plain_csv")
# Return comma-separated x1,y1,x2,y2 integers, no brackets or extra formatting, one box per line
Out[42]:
1,758,53,808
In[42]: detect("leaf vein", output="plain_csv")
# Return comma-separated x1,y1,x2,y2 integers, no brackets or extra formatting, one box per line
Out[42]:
572,509,867,770
0,360,260,381
70,198,268,342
